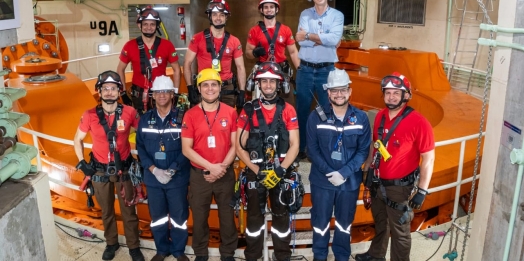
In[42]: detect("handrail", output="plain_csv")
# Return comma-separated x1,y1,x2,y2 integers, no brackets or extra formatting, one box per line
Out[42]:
62,48,189,65
18,126,485,214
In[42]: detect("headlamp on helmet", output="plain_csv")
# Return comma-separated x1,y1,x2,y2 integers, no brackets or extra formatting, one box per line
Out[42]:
136,7,161,24
205,0,231,15
380,72,411,95
95,70,123,91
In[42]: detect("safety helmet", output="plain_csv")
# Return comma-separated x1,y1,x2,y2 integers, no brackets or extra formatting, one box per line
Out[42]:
205,0,231,15
254,61,284,80
323,68,351,90
136,6,161,24
380,72,411,94
197,68,222,86
95,70,123,91
151,75,175,91
259,0,280,9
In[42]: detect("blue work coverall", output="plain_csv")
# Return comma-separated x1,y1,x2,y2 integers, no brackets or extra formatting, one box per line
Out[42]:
136,108,190,258
306,104,371,261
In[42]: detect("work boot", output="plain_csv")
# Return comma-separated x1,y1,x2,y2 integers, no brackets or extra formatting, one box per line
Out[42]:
220,256,235,261
102,244,120,260
195,256,209,261
313,259,327,261
129,247,145,261
176,254,189,261
151,254,167,261
354,252,386,261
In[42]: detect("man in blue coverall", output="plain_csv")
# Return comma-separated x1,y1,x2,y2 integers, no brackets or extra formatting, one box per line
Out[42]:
136,76,190,261
306,68,371,261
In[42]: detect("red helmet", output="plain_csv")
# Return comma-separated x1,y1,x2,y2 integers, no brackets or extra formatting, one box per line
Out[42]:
136,7,161,24
254,62,284,81
380,72,411,94
95,70,123,91
205,0,231,15
259,0,280,9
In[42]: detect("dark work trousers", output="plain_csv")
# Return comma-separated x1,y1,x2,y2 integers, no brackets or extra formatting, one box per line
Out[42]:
188,166,238,257
219,82,236,108
91,170,140,249
147,185,189,257
368,184,414,261
310,184,359,261
244,170,291,261
131,85,154,114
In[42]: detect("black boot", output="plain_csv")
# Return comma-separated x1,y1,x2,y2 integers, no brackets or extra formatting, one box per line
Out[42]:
354,252,386,261
102,244,120,260
129,247,145,261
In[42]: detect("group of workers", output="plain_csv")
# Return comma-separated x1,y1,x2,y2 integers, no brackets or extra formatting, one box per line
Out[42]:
72,1,435,261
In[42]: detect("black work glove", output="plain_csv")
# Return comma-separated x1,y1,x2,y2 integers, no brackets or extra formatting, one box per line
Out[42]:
187,84,200,105
252,47,266,58
408,187,428,210
76,159,96,177
275,166,286,178
236,90,245,109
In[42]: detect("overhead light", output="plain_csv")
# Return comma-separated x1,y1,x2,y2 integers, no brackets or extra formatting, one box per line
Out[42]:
378,44,389,50
98,43,110,53
153,6,168,10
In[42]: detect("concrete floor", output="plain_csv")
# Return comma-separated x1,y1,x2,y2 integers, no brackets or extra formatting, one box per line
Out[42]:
56,215,472,261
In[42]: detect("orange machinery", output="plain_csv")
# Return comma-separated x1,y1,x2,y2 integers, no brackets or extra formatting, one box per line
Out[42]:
3,31,483,242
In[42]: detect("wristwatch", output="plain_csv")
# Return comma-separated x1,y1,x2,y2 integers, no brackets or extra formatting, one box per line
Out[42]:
305,33,310,41
168,169,176,176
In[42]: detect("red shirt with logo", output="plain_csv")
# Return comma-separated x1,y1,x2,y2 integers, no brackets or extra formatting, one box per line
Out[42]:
181,102,238,169
119,37,179,88
247,23,295,63
372,107,434,179
78,105,139,164
188,30,243,81
237,101,298,131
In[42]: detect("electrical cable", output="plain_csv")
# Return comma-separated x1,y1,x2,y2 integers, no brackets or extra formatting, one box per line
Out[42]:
54,222,104,243
424,220,456,261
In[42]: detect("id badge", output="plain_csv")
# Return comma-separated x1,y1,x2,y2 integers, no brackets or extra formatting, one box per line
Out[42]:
208,136,216,148
150,58,158,68
117,120,125,131
331,151,342,161
211,59,221,72
155,151,166,160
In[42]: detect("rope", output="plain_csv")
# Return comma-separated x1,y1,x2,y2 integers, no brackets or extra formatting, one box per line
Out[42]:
459,1,494,260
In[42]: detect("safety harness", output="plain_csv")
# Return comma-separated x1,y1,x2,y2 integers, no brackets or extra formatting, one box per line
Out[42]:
134,36,161,111
257,21,281,60
370,106,415,224
93,104,145,206
203,29,238,96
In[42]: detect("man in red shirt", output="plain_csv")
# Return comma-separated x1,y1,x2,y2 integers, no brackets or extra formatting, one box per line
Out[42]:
245,0,300,78
73,71,144,261
355,72,435,261
183,0,246,109
235,61,299,261
117,6,181,114
181,69,238,261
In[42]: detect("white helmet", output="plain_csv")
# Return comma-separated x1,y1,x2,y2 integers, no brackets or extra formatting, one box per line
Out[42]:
323,69,351,90
151,75,176,92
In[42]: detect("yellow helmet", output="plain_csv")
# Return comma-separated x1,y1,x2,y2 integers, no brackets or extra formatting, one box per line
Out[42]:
197,68,222,86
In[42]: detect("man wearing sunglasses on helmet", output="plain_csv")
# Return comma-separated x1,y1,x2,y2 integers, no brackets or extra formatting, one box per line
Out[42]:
306,68,371,261
245,0,300,99
118,6,181,114
294,0,344,161
136,76,190,261
183,0,246,110
236,61,299,261
355,72,435,261
73,71,145,261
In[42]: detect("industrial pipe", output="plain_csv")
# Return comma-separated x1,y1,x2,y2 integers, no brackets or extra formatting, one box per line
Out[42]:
0,88,27,113
477,38,524,52
0,143,38,187
503,143,524,260
0,112,30,138
480,23,524,33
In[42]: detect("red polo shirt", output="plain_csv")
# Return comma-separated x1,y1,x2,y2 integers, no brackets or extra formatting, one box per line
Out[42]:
247,23,295,63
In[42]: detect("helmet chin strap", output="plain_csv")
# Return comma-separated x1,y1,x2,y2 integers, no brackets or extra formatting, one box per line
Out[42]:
211,23,226,29
260,92,278,105
202,96,220,104
263,15,275,19
143,32,155,38
384,90,409,110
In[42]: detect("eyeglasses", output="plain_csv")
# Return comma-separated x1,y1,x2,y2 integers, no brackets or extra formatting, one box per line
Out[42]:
328,88,350,94
101,86,119,93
